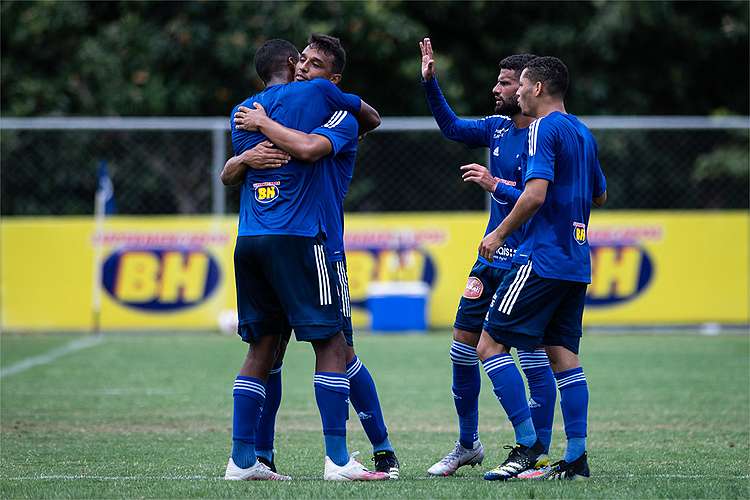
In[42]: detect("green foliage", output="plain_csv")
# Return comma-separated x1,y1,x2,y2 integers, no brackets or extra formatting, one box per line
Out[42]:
1,331,749,497
1,1,748,117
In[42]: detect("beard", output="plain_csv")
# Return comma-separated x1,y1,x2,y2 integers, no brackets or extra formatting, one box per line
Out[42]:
495,97,521,116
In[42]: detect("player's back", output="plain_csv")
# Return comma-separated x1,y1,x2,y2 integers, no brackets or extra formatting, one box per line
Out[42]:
230,79,361,238
515,112,605,283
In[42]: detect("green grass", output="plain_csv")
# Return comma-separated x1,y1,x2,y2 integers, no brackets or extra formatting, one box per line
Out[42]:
1,331,749,498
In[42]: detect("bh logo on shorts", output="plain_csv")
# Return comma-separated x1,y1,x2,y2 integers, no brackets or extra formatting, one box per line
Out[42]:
463,277,483,299
102,248,221,311
253,181,280,203
573,222,587,245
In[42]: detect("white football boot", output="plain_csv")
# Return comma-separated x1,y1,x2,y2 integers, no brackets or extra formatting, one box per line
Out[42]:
427,440,485,476
324,454,390,481
224,457,291,481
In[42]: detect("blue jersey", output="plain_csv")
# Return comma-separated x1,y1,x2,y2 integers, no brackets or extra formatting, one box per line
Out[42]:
309,111,359,261
230,78,361,237
423,77,526,269
513,112,607,283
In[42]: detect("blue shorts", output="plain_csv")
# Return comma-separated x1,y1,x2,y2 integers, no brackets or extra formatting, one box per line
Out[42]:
234,235,342,344
483,261,587,354
331,258,354,346
453,260,510,335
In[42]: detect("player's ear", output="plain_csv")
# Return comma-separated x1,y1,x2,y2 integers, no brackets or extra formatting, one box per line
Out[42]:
287,56,298,70
329,74,342,85
534,81,543,97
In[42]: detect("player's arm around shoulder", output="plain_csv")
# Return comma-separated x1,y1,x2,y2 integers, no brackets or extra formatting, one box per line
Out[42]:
309,111,360,161
308,77,381,134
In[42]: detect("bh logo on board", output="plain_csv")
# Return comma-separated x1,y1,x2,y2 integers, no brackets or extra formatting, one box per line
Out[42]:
103,248,220,311
254,181,280,203
343,228,444,310
586,225,660,307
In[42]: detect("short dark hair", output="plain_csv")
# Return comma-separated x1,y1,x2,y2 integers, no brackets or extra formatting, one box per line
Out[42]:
308,33,346,74
254,39,299,84
499,54,537,78
522,56,569,97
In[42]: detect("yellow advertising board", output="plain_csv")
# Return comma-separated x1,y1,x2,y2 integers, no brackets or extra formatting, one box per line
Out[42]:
1,212,747,331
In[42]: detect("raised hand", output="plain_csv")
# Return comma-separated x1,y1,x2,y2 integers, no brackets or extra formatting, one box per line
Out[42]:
419,37,436,80
234,102,268,131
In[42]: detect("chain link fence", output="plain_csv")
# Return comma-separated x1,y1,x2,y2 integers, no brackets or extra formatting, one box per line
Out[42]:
2,117,748,216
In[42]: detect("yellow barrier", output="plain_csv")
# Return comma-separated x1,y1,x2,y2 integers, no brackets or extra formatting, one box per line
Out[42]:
1,212,747,331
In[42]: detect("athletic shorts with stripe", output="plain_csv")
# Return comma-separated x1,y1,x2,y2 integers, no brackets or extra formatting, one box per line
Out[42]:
483,260,587,354
234,235,342,344
331,257,354,347
453,259,510,334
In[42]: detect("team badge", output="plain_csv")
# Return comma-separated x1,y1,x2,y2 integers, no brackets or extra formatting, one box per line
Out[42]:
253,181,280,203
573,222,587,245
463,277,483,299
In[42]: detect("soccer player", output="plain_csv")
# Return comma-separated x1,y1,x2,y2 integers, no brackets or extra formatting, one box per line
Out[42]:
227,34,400,479
419,38,557,477
476,56,607,481
221,38,388,481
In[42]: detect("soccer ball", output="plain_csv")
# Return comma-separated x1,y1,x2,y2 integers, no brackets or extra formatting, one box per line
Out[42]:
217,309,238,335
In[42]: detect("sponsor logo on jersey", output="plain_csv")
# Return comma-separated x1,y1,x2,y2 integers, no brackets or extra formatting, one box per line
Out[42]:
102,248,220,311
493,126,510,139
253,181,280,203
463,277,484,299
573,222,587,245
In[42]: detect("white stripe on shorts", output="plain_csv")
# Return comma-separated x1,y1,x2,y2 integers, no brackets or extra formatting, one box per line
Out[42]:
497,262,531,314
502,262,533,315
314,245,332,306
336,261,351,317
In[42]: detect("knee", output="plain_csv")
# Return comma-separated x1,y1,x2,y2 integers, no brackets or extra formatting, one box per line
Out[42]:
453,328,479,348
475,340,495,362
476,332,509,362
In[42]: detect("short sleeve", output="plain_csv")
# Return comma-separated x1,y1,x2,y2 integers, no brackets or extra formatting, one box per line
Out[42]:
308,78,361,115
311,111,358,155
593,159,607,197
525,117,556,183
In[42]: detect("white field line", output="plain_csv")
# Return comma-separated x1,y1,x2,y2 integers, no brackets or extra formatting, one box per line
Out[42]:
2,474,749,481
0,335,105,379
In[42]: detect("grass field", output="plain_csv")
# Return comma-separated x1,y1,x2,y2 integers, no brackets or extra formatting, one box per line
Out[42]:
1,330,748,498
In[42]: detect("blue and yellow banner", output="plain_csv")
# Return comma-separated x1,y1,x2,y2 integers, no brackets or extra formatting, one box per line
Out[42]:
1,212,747,331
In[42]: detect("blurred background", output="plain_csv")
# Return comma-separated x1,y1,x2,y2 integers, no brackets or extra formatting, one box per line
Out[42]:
1,1,748,332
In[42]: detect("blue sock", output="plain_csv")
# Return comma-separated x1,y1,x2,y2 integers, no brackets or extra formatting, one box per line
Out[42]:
555,367,588,462
255,362,282,460
346,356,393,453
482,353,536,447
450,340,481,449
314,372,350,467
518,349,556,453
231,376,265,468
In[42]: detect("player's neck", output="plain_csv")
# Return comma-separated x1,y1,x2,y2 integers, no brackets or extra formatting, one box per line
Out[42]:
511,113,534,129
265,76,292,87
535,100,567,118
